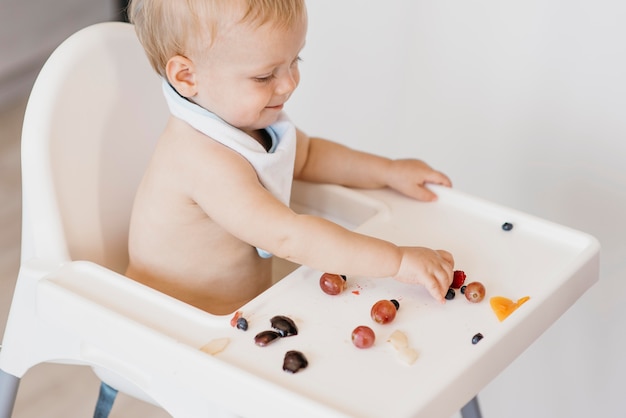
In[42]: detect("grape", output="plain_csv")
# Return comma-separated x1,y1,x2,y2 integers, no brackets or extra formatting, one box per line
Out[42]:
351,325,375,348
370,299,399,324
319,273,347,295
464,282,486,303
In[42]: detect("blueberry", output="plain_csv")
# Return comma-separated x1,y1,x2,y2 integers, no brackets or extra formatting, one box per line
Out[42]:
390,299,400,310
472,333,484,344
460,285,466,294
502,222,513,231
236,317,248,331
445,288,455,300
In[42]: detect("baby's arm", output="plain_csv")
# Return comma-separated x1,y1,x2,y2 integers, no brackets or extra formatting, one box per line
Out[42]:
238,195,453,302
293,130,452,201
192,135,454,302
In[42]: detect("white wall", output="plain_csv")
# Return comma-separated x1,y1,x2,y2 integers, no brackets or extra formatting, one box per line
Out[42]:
288,1,626,417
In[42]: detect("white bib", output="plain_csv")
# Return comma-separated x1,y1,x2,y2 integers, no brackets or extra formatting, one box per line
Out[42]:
162,80,297,257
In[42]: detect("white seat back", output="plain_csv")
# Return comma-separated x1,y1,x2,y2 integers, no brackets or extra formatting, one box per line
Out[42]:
20,21,167,273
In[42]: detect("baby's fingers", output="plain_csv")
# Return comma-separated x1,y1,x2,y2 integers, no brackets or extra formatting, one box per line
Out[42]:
401,173,452,202
421,268,450,303
425,170,453,188
427,260,454,303
408,185,439,202
424,275,447,304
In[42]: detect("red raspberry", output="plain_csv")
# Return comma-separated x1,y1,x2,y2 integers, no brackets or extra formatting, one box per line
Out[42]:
451,270,466,289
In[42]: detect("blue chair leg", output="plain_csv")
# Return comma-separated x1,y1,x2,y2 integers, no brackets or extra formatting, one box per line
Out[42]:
0,369,20,418
461,395,483,418
93,381,118,418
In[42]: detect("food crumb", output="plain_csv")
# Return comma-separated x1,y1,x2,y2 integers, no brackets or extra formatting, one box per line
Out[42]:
200,337,230,355
230,311,242,327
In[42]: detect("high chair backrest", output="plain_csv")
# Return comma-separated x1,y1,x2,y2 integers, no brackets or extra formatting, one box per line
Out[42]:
20,22,167,273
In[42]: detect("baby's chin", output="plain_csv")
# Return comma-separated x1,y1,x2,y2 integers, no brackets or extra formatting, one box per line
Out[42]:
238,114,282,132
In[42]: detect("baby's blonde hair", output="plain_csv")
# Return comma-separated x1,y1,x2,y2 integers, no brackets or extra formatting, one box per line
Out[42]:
128,0,306,77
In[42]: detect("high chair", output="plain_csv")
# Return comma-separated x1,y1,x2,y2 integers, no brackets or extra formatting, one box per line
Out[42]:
0,21,234,417
0,21,600,418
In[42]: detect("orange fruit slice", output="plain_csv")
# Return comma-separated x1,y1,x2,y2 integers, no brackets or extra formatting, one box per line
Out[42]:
490,296,530,322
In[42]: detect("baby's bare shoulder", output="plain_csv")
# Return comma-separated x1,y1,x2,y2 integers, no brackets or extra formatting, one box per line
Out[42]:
143,118,261,217
159,118,254,174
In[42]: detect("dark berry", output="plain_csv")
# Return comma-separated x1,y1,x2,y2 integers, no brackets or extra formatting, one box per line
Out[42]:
502,222,513,231
445,288,455,300
236,317,248,331
254,330,281,346
270,315,298,337
472,333,484,344
283,350,308,373
390,299,400,310
460,285,467,294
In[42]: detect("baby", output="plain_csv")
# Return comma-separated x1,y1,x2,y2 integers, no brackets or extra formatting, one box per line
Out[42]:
126,0,454,315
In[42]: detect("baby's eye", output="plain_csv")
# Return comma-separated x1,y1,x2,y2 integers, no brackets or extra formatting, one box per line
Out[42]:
291,56,303,67
254,74,276,84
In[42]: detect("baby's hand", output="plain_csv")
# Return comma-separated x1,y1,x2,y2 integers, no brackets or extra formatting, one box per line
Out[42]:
393,247,454,303
386,159,452,201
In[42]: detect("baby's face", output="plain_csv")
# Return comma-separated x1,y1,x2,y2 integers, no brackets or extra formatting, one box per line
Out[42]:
191,14,307,135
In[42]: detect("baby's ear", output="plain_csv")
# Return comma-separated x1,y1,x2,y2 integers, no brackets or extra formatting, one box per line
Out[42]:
165,55,197,98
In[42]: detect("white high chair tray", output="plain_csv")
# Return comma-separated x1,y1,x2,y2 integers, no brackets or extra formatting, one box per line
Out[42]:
38,183,599,418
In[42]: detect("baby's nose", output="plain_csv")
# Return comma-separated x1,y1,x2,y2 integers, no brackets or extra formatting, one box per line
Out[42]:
275,70,298,96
